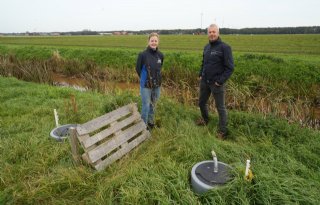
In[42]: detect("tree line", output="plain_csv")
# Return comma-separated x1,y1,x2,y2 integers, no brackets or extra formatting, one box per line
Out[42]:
3,26,319,36
139,26,320,35
31,26,320,35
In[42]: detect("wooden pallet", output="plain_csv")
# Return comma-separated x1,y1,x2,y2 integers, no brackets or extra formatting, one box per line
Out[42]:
70,103,150,171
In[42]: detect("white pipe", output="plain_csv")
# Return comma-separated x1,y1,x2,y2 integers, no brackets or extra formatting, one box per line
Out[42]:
245,159,251,177
213,157,218,173
211,150,218,173
54,109,59,127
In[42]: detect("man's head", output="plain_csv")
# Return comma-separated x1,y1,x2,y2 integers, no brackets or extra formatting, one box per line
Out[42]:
207,24,219,42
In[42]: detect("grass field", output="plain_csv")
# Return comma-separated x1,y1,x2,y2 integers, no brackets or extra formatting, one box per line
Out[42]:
1,34,320,56
0,34,319,129
1,77,319,204
0,34,320,204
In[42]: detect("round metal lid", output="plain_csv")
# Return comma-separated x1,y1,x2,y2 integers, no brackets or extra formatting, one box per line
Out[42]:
195,162,232,186
50,124,77,141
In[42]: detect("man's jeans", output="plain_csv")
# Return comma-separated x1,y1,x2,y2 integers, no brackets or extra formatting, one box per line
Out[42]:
199,80,228,134
140,87,160,124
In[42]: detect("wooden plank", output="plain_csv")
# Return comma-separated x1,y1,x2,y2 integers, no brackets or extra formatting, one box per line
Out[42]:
125,130,150,149
94,131,150,171
82,153,91,164
77,104,134,135
77,134,89,143
69,127,81,165
81,112,141,149
87,121,146,163
76,103,136,135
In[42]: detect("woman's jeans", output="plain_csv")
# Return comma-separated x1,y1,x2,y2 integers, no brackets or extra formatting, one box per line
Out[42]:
199,80,228,134
140,86,161,124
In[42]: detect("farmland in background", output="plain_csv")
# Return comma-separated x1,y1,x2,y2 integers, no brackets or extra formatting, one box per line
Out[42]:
1,34,320,56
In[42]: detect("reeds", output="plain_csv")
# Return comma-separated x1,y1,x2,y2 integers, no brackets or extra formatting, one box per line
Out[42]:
0,54,52,84
0,50,319,129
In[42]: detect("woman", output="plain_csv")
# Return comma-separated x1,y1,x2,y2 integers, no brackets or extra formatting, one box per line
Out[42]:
136,32,164,129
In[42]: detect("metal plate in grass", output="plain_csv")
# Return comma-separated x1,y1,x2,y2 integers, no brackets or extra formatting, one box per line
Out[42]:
50,124,77,142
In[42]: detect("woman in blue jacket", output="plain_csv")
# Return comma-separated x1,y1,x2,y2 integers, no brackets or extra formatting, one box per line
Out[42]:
136,32,164,129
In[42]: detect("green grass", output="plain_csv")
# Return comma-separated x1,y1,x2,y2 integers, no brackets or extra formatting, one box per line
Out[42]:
0,37,319,129
1,34,320,66
1,77,319,204
1,34,320,55
1,44,318,98
1,35,319,94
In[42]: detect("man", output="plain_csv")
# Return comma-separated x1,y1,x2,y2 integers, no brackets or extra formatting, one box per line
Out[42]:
196,24,234,140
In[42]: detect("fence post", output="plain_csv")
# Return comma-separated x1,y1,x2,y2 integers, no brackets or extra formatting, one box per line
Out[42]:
69,127,81,165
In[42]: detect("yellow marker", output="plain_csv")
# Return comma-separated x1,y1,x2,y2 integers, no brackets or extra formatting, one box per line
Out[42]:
211,150,217,158
244,159,254,182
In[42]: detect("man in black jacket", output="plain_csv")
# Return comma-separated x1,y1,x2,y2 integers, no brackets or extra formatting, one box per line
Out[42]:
196,24,234,139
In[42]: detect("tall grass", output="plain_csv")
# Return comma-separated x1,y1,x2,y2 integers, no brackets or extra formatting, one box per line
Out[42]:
1,46,318,92
0,34,319,129
0,46,319,128
0,77,319,204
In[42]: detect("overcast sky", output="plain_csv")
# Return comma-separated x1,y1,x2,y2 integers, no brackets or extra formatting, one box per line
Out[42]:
1,0,319,33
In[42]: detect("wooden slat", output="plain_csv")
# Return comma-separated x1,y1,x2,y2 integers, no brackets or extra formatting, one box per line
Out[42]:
69,127,81,165
94,130,150,171
82,153,91,164
81,112,141,149
126,130,150,149
87,121,146,163
77,134,90,143
76,103,135,135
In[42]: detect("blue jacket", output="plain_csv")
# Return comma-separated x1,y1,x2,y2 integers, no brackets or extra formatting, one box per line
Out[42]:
199,38,234,85
136,47,164,88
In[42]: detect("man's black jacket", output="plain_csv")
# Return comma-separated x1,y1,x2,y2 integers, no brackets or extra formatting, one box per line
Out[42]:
199,38,234,85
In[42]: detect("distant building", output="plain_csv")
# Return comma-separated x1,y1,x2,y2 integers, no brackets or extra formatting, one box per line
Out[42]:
112,31,128,35
99,32,112,35
50,32,60,36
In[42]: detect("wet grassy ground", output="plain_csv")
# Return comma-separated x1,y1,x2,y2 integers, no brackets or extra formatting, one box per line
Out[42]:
1,77,319,204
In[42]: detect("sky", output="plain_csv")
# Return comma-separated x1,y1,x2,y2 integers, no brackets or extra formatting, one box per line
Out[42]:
1,0,319,33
